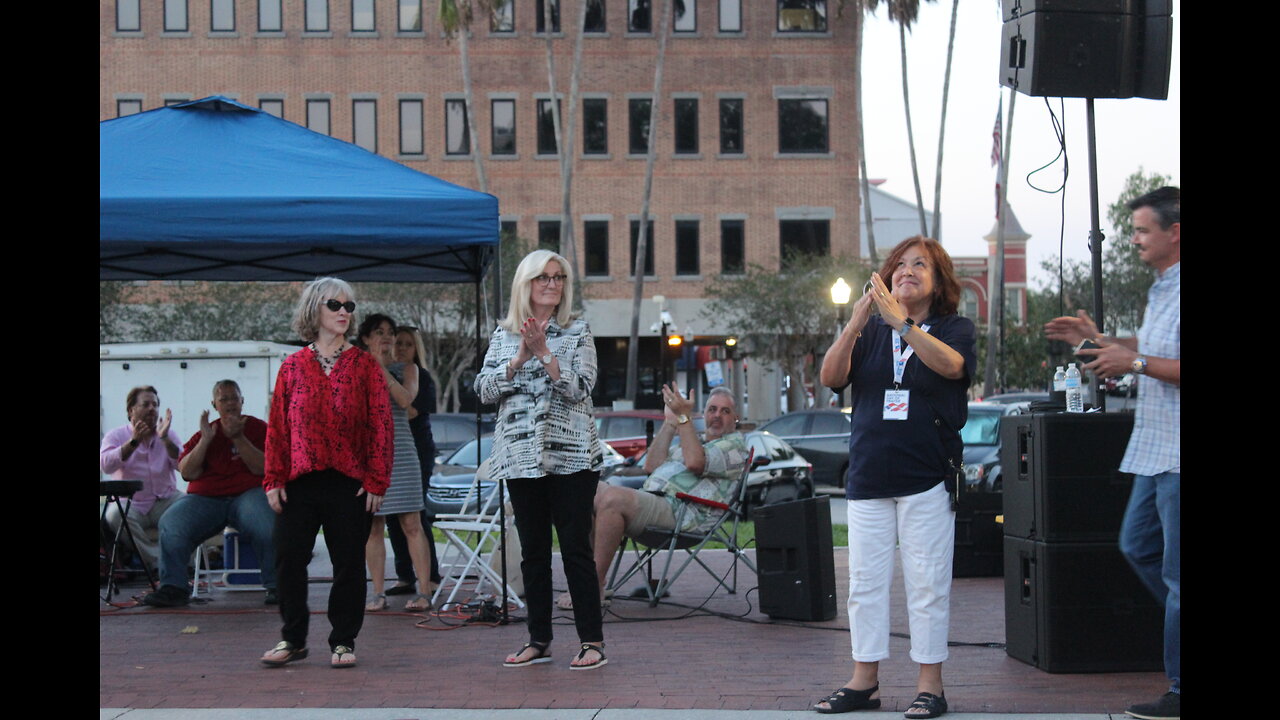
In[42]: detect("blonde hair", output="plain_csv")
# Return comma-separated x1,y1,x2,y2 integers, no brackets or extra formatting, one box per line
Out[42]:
291,276,356,342
396,326,429,371
500,249,575,332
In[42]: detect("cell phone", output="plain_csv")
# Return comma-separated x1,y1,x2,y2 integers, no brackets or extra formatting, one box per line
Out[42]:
1073,338,1101,357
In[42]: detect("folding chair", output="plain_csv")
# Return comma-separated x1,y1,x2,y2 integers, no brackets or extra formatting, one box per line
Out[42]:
607,448,759,607
431,475,525,610
192,527,266,598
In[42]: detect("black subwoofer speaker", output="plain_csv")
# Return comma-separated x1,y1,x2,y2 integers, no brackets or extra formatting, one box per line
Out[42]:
1000,0,1173,99
1000,412,1136,542
754,495,837,621
1004,536,1163,672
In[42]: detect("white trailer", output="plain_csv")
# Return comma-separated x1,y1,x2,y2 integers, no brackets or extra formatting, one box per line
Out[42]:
99,340,301,490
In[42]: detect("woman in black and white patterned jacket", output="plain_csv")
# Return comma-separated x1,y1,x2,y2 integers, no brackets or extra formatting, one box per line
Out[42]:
474,249,608,671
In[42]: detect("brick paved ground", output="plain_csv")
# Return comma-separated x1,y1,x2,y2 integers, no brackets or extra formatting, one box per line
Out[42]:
100,540,1164,714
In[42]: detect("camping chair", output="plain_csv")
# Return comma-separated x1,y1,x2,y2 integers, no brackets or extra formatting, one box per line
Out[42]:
431,476,525,610
607,447,758,607
191,527,266,598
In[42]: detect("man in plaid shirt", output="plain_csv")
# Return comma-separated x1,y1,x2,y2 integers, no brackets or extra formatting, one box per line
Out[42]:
1045,186,1180,720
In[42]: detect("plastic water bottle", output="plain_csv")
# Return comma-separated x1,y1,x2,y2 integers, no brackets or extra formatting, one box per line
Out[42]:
1052,365,1066,393
1065,363,1084,413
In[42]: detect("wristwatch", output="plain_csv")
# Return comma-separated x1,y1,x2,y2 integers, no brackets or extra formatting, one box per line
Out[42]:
899,317,916,336
539,353,553,365
676,414,690,425
1131,356,1148,375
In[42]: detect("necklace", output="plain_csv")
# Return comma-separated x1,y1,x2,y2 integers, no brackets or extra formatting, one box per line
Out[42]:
310,342,347,376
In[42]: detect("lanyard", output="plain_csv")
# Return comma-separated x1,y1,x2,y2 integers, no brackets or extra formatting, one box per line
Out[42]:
890,323,931,387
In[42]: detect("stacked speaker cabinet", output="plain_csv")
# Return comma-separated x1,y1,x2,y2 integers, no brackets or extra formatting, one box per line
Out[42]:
754,496,837,621
1000,0,1173,100
999,412,1163,672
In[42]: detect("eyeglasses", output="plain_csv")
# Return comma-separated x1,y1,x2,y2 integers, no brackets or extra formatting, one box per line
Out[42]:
533,274,568,287
325,299,356,313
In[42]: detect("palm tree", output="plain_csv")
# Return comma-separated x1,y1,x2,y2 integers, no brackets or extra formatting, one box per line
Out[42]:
885,0,935,237
930,0,959,240
624,0,673,403
836,0,881,264
437,0,492,196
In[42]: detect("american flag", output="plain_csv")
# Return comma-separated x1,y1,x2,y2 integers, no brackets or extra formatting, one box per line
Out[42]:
992,96,1003,219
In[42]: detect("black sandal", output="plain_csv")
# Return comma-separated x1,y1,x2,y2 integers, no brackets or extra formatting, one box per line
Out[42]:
813,684,880,713
503,640,552,668
904,691,947,719
569,642,607,671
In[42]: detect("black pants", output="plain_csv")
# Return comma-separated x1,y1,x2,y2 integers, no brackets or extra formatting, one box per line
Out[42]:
506,471,603,645
274,470,372,652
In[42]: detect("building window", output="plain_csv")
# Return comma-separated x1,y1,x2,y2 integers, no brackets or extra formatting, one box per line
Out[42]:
164,96,191,106
584,0,606,32
779,219,829,265
582,98,608,155
673,0,696,32
538,220,561,252
399,99,424,155
778,0,826,32
117,99,143,117
721,219,745,273
306,0,329,31
211,0,235,30
675,220,699,275
500,220,519,242
398,0,421,30
445,99,470,155
628,98,651,155
490,0,513,32
535,0,561,32
960,287,979,321
259,0,283,31
164,0,188,31
353,99,377,152
306,99,331,135
352,0,375,31
491,99,516,155
537,99,562,155
628,0,650,32
718,0,740,31
259,98,285,118
117,0,141,31
584,220,609,276
778,98,828,153
674,98,698,155
719,98,743,154
629,220,656,276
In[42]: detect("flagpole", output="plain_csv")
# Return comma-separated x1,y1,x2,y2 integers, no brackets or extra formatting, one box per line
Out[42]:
983,89,1015,397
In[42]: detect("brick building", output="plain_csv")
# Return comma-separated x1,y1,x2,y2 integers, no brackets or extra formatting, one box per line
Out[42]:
102,0,863,417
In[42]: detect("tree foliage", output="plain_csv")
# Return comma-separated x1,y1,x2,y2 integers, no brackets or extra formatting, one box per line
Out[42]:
99,281,296,344
1038,168,1170,335
701,252,871,410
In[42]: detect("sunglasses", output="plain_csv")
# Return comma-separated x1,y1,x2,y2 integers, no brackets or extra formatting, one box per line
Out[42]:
325,299,356,313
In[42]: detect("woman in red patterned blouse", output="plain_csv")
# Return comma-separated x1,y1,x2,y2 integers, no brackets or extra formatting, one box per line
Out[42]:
260,276,393,670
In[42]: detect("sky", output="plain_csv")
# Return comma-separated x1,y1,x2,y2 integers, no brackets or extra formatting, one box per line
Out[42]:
855,0,1180,288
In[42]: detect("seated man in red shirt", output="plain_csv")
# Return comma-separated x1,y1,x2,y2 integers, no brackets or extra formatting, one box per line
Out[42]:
144,380,277,607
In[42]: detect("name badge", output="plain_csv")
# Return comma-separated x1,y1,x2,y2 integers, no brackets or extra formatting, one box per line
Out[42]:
883,389,910,420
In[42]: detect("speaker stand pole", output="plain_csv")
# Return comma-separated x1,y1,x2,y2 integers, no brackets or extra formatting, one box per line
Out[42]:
1085,97,1106,412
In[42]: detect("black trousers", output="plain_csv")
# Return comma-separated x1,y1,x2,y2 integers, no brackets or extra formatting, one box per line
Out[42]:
274,469,372,652
506,470,603,645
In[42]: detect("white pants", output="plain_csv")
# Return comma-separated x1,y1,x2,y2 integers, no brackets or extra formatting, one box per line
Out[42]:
845,482,955,664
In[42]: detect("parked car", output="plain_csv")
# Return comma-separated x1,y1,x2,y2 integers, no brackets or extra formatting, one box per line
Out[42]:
960,401,1031,492
429,412,496,462
594,410,704,458
981,391,1050,405
608,430,814,512
1105,373,1138,397
757,409,851,487
424,435,627,517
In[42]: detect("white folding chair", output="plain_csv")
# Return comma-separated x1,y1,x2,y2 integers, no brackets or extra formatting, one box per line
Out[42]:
607,448,759,606
192,527,265,598
431,474,525,610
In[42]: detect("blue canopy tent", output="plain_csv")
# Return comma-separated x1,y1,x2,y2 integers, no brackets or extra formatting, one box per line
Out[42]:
100,96,497,283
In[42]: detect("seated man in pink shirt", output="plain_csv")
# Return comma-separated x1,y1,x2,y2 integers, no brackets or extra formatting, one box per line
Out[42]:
101,385,183,574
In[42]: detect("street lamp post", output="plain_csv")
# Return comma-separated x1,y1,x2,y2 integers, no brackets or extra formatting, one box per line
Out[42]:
830,278,852,408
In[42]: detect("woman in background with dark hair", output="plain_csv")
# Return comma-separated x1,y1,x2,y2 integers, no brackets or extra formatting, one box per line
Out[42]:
355,314,436,614
814,237,976,718
385,326,443,599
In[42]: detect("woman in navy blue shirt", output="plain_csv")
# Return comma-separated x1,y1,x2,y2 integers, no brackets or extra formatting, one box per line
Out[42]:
814,237,976,719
